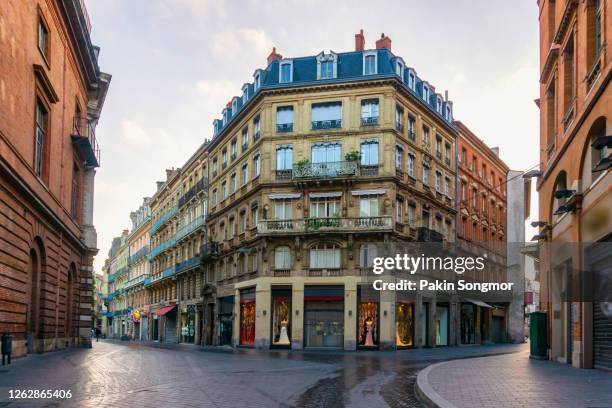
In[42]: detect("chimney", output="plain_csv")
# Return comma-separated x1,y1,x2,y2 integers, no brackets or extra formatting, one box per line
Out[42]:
491,147,500,156
122,229,129,236
267,47,282,65
355,29,365,51
375,33,391,51
444,90,449,101
156,181,164,191
166,169,174,180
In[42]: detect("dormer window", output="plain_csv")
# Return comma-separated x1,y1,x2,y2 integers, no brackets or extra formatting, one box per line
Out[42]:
445,104,452,121
436,96,443,113
317,51,337,80
279,60,293,83
363,51,377,75
254,71,261,91
408,70,416,91
242,85,249,104
232,98,238,114
422,84,430,102
222,109,228,125
396,58,405,77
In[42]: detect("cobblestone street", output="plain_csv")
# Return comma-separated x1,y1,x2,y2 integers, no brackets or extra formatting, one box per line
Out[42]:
0,341,523,408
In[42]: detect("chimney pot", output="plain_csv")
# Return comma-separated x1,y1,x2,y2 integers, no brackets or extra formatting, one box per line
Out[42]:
375,33,391,51
267,47,282,65
355,29,365,51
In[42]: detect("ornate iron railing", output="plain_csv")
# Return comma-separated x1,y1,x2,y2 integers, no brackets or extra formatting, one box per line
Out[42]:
293,161,358,179
257,216,393,234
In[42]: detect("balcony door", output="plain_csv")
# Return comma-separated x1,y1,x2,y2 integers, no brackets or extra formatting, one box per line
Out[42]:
311,143,341,163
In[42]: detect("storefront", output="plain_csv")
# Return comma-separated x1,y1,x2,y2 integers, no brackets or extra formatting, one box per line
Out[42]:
218,296,234,346
435,304,449,346
396,291,416,348
132,309,142,340
181,305,196,344
240,288,256,346
141,313,148,341
461,303,476,344
304,285,344,348
164,307,178,343
271,286,292,348
421,302,429,347
357,286,379,349
152,314,159,341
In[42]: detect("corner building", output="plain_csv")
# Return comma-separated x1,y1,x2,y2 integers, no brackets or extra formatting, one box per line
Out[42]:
202,32,457,350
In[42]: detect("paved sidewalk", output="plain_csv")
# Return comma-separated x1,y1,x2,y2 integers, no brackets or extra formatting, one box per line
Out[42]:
416,346,612,408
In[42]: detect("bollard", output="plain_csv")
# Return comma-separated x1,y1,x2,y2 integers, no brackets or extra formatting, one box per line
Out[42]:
1,333,12,365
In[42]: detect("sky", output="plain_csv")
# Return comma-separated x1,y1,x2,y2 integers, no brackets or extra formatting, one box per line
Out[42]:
87,0,541,273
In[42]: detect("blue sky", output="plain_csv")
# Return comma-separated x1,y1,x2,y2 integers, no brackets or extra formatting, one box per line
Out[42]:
87,0,540,272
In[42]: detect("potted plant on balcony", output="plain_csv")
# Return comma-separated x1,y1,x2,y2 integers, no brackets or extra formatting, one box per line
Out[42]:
345,150,361,162
295,158,310,177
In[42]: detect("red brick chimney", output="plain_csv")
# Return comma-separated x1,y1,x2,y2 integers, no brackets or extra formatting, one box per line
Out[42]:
355,29,365,51
375,33,391,51
267,47,282,65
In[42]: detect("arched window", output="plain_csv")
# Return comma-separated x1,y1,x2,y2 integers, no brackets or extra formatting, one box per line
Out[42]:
310,243,341,269
581,117,609,186
274,246,291,270
552,171,568,223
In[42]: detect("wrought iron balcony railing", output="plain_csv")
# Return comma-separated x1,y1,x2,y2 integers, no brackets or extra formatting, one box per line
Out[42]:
276,123,293,133
124,274,148,291
147,236,176,260
257,216,393,235
416,227,444,242
293,161,358,179
311,119,342,130
175,256,201,274
200,242,220,261
71,116,100,167
128,245,149,264
361,116,379,126
178,178,208,208
175,216,205,242
151,206,178,234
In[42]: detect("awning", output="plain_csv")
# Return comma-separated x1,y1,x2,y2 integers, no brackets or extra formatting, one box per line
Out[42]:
154,305,176,316
351,189,386,196
464,298,493,308
309,191,342,198
269,193,301,200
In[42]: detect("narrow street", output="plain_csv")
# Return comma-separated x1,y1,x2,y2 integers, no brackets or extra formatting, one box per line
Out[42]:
0,341,523,408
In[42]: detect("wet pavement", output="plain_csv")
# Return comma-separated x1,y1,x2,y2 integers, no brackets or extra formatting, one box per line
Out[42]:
0,340,523,408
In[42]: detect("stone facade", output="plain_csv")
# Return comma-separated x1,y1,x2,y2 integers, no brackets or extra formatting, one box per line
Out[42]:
0,0,110,357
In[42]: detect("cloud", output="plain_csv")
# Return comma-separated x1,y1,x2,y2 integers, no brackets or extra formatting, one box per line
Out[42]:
120,120,151,145
209,29,273,61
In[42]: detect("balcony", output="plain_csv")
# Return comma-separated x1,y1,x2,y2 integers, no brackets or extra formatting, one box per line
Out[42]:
175,256,201,274
128,245,149,264
178,178,208,208
151,206,178,234
71,116,100,167
277,123,293,133
275,169,293,181
175,216,205,242
147,266,176,286
147,236,176,260
124,274,147,291
361,116,379,127
293,161,357,179
200,242,220,261
416,227,444,242
257,216,393,235
312,119,342,130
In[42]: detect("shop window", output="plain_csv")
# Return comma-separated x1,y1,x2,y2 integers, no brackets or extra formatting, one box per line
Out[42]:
460,303,476,344
358,286,379,348
304,286,344,348
435,305,449,346
239,289,256,346
396,301,415,347
271,287,291,347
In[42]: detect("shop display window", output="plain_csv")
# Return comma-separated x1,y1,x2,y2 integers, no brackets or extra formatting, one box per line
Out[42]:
240,289,256,345
358,286,379,348
396,302,415,347
272,287,291,347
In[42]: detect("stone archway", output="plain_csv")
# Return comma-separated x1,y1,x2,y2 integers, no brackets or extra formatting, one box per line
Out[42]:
27,237,46,353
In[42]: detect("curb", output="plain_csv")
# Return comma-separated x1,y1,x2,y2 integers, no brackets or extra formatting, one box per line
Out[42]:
415,361,456,408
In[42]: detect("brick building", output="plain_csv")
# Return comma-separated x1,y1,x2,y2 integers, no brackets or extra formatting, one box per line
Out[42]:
536,0,611,369
0,0,110,356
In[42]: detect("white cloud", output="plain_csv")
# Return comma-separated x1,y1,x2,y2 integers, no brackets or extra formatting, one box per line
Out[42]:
209,29,273,61
120,120,151,145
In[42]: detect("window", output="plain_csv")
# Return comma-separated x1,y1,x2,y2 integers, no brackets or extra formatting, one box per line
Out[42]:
445,143,451,165
231,139,238,160
241,163,249,186
359,196,379,217
396,59,404,77
310,197,340,218
280,61,293,83
221,181,227,200
220,222,226,241
317,52,337,79
435,136,442,159
251,205,258,227
311,142,341,163
212,188,218,206
435,171,442,192
222,148,228,168
228,218,235,239
34,100,47,178
472,189,478,209
71,163,79,219
360,244,378,268
461,148,467,165
242,127,249,151
422,165,429,185
408,115,416,140
422,84,430,101
311,102,342,129
232,98,238,114
408,71,416,90
360,140,379,166
445,104,452,121
361,99,379,126
395,105,404,132
253,154,261,176
276,106,294,132
422,126,430,144
407,153,415,178
274,200,292,220
444,176,451,196
275,246,291,269
230,172,237,193
563,37,575,112
38,17,49,59
407,203,415,225
276,145,293,170
396,197,403,222
395,145,403,170
363,51,377,75
254,116,261,139
310,244,340,269
242,85,249,105
254,72,261,91
436,96,443,113
212,157,218,177
239,212,247,233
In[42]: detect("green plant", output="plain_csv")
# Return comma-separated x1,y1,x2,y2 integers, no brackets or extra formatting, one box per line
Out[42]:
345,150,361,162
296,158,310,168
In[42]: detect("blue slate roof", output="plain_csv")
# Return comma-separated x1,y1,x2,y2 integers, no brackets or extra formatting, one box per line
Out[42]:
212,48,454,137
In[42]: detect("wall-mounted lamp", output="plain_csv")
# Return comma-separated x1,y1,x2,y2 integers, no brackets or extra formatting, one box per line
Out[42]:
591,135,612,150
594,157,612,172
530,221,549,228
530,233,547,241
553,189,576,199
262,310,267,316
553,203,576,215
